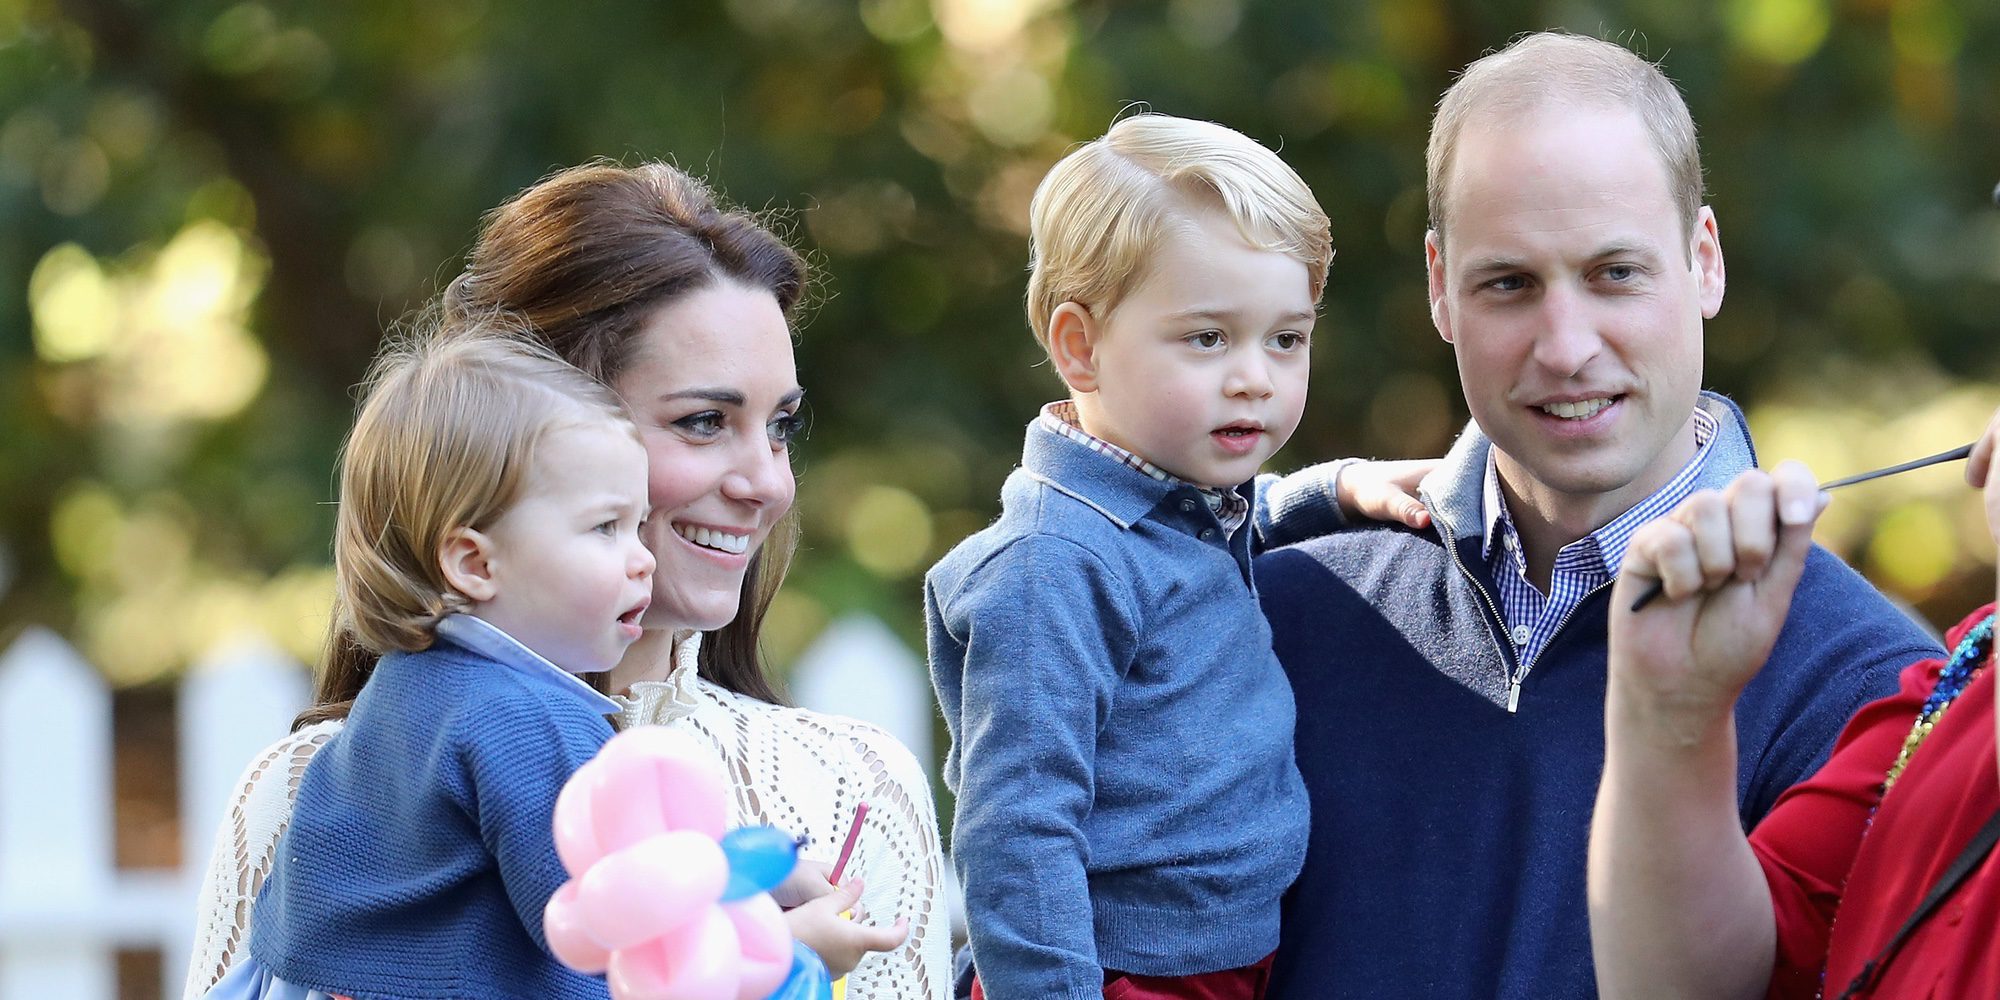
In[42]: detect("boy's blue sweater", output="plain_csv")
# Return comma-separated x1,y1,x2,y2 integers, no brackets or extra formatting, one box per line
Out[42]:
1254,393,1944,1000
249,616,618,1000
926,418,1312,1000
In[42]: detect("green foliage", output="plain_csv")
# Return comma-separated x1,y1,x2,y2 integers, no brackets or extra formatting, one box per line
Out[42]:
5,0,2000,679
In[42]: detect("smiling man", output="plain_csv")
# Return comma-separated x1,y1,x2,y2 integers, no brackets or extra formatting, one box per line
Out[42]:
1253,32,1942,999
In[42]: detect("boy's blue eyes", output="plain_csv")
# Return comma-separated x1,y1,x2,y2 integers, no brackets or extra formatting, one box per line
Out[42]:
1185,330,1308,350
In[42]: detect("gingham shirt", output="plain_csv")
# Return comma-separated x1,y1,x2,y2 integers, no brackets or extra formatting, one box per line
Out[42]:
1484,408,1718,671
1040,400,1249,534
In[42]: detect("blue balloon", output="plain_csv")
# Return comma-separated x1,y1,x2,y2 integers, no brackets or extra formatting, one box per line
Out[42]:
720,825,801,901
761,940,832,1000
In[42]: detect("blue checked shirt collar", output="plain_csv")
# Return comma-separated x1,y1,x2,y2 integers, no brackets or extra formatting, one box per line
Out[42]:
1481,407,1719,667
1039,401,1249,534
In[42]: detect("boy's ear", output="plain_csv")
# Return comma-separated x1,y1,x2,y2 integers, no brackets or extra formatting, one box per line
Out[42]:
1047,301,1102,393
438,527,499,603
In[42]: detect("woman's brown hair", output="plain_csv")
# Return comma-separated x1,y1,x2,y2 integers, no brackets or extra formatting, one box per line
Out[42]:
299,161,807,728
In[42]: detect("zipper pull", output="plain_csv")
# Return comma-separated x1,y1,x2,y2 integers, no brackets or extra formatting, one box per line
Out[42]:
1507,680,1521,714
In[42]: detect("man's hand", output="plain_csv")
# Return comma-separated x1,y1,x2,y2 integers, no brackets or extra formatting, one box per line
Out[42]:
1608,461,1827,745
1336,458,1437,529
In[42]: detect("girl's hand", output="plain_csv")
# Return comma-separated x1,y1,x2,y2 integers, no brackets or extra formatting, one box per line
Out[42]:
1336,458,1437,529
783,876,909,978
771,859,835,909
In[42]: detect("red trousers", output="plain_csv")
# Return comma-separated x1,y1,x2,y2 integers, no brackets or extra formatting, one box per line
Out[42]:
970,953,1275,1000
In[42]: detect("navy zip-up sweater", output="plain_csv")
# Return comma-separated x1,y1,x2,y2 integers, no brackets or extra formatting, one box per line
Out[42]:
1255,393,1942,1000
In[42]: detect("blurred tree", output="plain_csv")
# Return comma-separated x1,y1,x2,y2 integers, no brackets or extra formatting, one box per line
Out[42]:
5,0,2000,684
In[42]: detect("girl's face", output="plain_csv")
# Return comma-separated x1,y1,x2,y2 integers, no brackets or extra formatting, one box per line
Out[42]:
614,280,802,633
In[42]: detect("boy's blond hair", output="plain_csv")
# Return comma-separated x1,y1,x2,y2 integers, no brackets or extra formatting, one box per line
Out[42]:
1025,113,1333,352
333,321,637,655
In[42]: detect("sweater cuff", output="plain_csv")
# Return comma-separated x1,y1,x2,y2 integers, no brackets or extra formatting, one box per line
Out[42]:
1256,458,1358,550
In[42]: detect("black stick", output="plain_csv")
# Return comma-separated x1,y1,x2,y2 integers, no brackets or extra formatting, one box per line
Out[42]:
1628,443,1976,612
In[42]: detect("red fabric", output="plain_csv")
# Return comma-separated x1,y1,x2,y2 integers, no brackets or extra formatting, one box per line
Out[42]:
1750,603,2000,1000
969,953,1275,1000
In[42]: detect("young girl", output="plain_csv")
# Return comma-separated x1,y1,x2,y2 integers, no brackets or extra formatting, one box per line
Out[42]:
207,326,654,1000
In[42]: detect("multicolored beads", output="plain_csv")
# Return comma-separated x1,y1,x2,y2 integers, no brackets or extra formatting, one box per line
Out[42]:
1882,614,1994,793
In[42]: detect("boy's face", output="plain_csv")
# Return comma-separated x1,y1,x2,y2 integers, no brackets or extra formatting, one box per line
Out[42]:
471,420,656,674
1064,207,1315,489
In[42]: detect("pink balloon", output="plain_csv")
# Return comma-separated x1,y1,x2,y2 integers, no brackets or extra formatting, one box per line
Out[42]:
608,908,743,1000
543,880,611,975
577,831,729,951
591,728,733,851
592,743,673,854
553,759,606,877
722,894,792,1000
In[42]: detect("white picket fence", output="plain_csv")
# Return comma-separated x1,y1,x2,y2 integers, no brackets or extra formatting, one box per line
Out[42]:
0,614,935,999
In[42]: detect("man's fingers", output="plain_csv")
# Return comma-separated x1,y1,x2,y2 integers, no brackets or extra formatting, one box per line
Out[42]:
1636,518,1702,601
1759,462,1824,604
1676,490,1736,589
1722,471,1777,581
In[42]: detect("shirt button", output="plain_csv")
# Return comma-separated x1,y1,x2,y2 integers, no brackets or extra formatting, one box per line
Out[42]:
1511,625,1532,646
1179,497,1199,513
1503,534,1517,550
1199,528,1218,541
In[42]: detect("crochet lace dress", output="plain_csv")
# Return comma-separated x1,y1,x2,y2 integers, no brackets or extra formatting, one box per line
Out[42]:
183,633,951,1000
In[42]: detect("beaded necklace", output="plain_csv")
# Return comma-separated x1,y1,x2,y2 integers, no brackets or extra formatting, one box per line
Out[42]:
1817,611,1996,999
1881,612,1995,793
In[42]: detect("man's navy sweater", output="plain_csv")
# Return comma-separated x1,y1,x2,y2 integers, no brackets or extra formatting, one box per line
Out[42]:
1255,393,1942,1000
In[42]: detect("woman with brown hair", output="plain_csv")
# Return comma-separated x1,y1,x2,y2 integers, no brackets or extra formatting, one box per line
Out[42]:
186,161,947,999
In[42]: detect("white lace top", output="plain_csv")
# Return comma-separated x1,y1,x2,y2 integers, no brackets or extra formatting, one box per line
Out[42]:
184,633,951,1000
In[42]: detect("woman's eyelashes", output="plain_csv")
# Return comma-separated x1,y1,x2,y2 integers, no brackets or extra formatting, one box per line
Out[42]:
770,410,805,447
671,410,725,438
665,407,805,448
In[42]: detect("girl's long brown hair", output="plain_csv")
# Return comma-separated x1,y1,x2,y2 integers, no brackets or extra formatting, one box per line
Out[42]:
298,162,807,728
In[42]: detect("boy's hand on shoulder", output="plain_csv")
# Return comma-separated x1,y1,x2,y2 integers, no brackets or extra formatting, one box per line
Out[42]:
1337,458,1437,529
784,875,910,978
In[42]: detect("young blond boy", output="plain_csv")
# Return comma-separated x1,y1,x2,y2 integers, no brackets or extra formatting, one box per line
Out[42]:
925,114,1339,1000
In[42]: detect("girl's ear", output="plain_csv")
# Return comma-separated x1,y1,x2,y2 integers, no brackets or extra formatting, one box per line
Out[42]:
1047,301,1103,393
438,527,499,603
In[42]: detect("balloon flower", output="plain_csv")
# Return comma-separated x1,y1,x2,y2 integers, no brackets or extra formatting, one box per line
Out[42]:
544,727,834,1000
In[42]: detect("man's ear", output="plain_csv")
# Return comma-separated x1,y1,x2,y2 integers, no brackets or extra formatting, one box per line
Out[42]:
438,527,499,603
1425,230,1454,344
1691,206,1726,319
1047,301,1102,393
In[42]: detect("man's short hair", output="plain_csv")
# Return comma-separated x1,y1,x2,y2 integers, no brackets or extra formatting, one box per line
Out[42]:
1025,112,1333,353
1427,32,1703,247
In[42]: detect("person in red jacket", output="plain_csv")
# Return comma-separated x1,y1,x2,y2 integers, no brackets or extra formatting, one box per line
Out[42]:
1589,404,2000,999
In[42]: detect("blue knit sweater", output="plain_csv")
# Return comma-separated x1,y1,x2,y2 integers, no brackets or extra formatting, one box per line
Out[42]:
1255,393,1943,1000
248,615,618,1000
926,418,1315,1000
